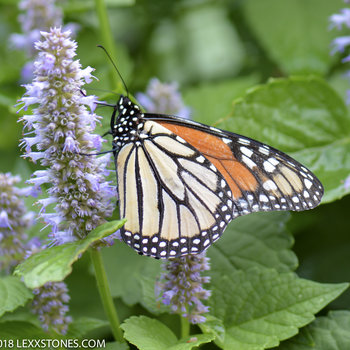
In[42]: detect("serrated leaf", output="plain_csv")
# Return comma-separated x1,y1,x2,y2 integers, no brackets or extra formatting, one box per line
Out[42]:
0,276,33,317
66,317,108,338
121,316,215,350
217,76,350,203
205,268,348,350
0,321,48,339
279,310,350,350
14,220,126,289
208,212,297,273
243,0,343,75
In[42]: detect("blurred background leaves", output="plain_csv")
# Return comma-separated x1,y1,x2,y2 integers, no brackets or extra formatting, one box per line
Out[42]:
1,0,350,348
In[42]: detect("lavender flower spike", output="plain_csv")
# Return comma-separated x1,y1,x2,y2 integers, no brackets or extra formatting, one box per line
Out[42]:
330,2,350,62
158,253,211,324
0,173,34,272
10,0,63,57
27,238,72,335
0,172,72,335
31,281,72,335
19,27,115,245
136,78,191,119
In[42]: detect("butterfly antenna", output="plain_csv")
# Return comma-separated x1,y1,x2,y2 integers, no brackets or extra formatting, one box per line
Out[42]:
97,45,129,97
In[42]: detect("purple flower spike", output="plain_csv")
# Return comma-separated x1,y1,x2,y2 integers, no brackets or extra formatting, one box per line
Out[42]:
330,8,350,30
31,280,72,335
26,238,73,334
330,3,350,58
19,28,115,246
157,253,211,324
0,173,34,272
0,172,72,335
9,0,80,82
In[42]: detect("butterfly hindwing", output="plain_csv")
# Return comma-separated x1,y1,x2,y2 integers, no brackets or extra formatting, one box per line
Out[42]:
116,120,235,259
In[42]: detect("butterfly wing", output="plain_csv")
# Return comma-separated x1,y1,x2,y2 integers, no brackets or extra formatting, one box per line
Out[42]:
145,114,324,215
116,120,235,259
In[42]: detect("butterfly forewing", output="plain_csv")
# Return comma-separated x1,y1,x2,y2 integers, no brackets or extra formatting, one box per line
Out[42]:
146,115,324,215
116,120,234,258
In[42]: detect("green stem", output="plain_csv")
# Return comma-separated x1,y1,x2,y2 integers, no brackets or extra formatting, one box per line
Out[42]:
180,315,190,339
94,0,120,89
90,248,125,343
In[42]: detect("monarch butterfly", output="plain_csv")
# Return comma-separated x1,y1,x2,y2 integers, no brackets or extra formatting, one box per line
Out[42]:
109,95,323,259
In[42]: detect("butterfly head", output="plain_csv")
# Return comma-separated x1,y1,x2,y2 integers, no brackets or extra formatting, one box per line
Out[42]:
112,95,144,149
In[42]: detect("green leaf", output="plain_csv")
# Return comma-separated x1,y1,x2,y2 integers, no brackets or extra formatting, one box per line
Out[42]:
139,275,169,315
279,310,350,349
66,317,108,338
0,93,14,109
208,212,297,273
199,315,225,347
0,276,33,317
243,0,343,75
183,75,259,125
103,242,161,305
121,316,215,350
205,268,348,350
176,3,245,82
0,321,48,339
14,220,126,289
217,76,350,203
289,197,350,311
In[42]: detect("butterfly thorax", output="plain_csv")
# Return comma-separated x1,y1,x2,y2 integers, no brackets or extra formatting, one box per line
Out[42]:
112,96,146,151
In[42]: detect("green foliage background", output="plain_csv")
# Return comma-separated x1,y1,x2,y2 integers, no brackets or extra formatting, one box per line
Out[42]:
1,0,350,349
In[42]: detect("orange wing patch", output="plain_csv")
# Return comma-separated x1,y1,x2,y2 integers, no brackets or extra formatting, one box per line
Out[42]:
158,122,258,199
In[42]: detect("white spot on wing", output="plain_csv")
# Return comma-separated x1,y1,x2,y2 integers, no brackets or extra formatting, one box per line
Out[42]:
304,178,313,189
242,155,256,169
263,161,276,173
263,180,278,191
292,196,299,203
240,146,253,158
268,157,279,166
259,146,269,155
303,190,310,198
259,194,269,202
238,138,250,145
